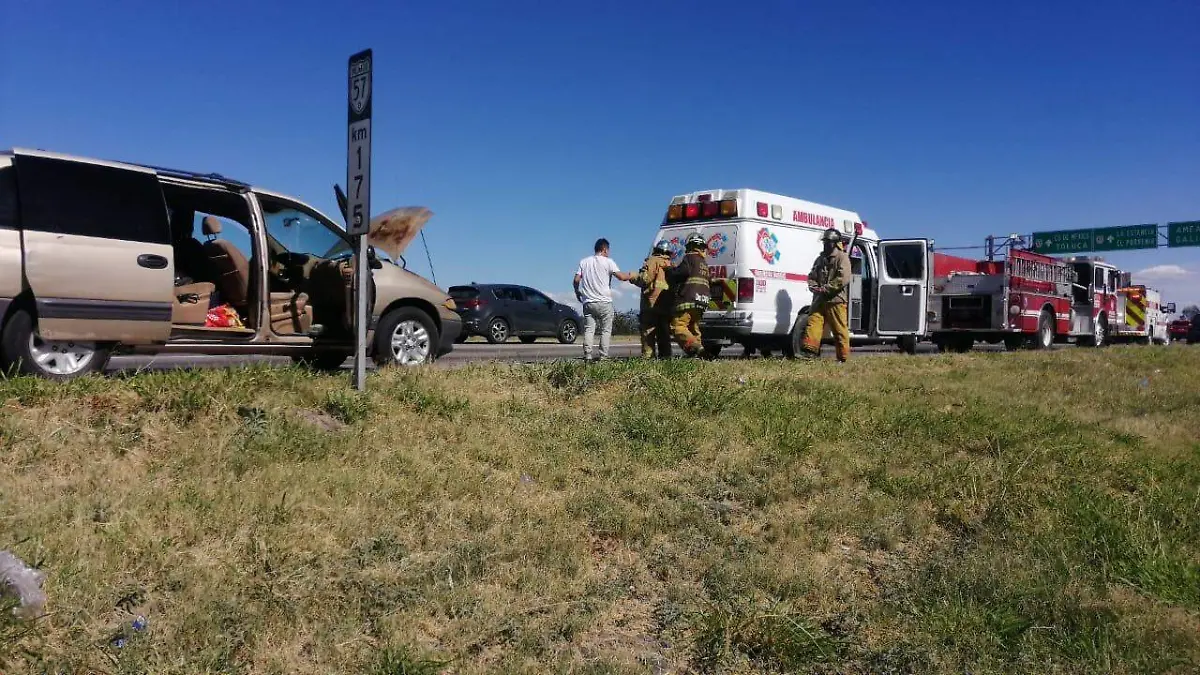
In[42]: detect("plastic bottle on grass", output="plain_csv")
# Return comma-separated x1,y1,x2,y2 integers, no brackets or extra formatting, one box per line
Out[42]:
0,550,47,619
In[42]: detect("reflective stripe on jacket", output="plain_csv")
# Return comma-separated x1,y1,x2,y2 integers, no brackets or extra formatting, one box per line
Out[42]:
666,252,710,312
635,253,672,308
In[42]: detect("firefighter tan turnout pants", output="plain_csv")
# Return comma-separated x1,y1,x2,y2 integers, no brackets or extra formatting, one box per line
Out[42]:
671,308,705,356
801,302,850,361
640,305,673,359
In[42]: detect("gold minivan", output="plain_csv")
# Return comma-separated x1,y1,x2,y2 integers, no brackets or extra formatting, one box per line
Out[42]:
0,148,461,380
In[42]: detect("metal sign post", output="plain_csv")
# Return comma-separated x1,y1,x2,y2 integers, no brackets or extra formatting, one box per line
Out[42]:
346,49,373,391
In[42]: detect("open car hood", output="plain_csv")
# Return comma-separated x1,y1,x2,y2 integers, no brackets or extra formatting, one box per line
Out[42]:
367,206,433,261
333,183,433,261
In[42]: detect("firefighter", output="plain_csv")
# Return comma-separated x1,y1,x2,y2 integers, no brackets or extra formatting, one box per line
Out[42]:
632,241,674,359
801,228,853,362
666,233,711,358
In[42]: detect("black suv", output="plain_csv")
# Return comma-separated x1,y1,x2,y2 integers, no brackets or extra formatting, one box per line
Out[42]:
449,283,581,344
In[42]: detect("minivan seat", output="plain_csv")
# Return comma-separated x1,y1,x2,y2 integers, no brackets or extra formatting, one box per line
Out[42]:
201,216,250,307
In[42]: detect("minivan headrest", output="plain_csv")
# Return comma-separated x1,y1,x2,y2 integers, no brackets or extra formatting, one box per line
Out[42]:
202,216,222,236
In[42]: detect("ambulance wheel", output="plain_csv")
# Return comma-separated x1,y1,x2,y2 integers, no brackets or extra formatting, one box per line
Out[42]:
702,342,722,358
941,335,973,353
897,335,918,355
784,314,809,360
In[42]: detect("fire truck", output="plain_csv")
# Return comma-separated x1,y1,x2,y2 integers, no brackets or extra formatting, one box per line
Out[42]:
928,240,1173,351
1108,281,1174,345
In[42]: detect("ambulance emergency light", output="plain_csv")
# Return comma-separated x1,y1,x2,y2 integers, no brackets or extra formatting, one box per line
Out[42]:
665,199,739,223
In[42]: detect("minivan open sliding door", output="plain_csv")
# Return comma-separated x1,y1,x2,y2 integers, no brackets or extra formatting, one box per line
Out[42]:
875,239,930,336
14,150,175,343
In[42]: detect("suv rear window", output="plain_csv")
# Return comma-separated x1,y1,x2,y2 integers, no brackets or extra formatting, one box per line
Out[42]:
449,286,479,299
0,162,16,230
15,155,170,244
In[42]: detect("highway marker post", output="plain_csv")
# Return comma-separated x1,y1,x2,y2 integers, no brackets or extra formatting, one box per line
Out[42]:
346,49,373,392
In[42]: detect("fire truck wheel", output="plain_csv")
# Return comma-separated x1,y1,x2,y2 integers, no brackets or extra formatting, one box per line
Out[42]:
1034,309,1054,350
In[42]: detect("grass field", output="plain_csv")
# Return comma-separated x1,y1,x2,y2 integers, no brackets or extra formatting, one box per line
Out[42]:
2,347,1198,674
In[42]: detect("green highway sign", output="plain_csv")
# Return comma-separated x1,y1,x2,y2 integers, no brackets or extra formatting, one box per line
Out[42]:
1031,229,1098,255
1092,224,1158,251
1032,224,1159,254
1168,221,1200,248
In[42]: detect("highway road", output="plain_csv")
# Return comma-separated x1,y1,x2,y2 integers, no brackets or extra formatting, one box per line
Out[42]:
104,339,1018,375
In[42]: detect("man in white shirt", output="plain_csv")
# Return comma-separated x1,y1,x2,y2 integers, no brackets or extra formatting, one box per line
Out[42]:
574,238,634,361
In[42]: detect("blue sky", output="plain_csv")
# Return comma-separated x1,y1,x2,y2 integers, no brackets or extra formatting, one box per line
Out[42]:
3,0,1198,311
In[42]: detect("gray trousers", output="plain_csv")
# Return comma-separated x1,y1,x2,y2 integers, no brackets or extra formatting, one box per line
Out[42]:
582,301,615,359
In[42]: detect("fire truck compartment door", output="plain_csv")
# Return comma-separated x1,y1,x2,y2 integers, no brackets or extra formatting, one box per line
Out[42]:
876,239,930,336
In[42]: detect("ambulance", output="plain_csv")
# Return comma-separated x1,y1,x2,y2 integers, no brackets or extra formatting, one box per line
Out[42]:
652,189,930,357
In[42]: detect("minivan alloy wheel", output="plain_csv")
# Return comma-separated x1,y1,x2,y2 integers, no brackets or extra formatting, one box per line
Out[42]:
390,319,431,365
29,334,97,376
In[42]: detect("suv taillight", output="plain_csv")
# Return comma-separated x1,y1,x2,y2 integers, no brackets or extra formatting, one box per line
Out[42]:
737,278,755,302
459,299,486,310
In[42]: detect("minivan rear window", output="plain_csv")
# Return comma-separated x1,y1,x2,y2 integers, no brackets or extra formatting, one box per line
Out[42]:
0,163,16,230
15,155,170,244
449,286,479,299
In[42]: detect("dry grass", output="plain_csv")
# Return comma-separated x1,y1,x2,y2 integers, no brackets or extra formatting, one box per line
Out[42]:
2,346,1199,674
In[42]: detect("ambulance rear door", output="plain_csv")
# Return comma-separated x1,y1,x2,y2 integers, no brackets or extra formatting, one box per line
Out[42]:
875,238,930,336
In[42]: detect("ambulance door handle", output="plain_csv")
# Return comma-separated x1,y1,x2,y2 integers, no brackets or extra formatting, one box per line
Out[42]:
900,285,914,296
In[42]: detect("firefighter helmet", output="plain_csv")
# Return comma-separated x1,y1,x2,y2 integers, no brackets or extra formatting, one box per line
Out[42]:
821,228,842,244
653,240,672,255
685,233,707,250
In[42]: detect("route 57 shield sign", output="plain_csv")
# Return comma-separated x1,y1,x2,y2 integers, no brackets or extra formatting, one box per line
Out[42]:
349,55,371,118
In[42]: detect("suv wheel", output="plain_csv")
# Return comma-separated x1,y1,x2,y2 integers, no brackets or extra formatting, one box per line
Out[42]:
558,319,578,344
373,307,437,367
1,309,110,380
487,318,510,344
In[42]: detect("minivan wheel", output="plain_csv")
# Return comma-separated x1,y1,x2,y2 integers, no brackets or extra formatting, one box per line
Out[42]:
373,307,437,367
292,350,350,371
1,309,109,380
558,319,578,344
486,318,510,344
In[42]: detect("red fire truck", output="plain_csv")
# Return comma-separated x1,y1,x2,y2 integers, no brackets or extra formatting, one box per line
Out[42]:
928,241,1171,351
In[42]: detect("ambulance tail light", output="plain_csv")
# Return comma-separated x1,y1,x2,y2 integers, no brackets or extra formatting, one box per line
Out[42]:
737,278,755,302
702,201,720,218
719,199,738,217
684,204,701,219
757,202,769,218
666,204,683,222
854,222,864,235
